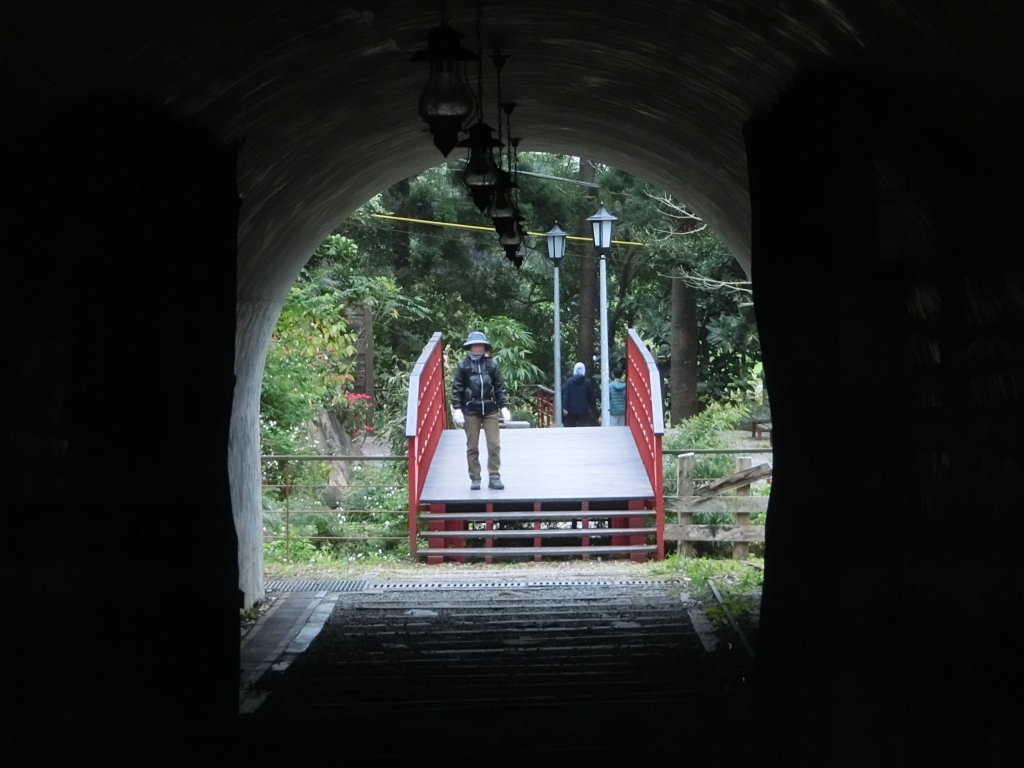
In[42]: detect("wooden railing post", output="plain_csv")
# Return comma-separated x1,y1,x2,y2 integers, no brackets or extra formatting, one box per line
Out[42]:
733,456,751,560
676,452,694,557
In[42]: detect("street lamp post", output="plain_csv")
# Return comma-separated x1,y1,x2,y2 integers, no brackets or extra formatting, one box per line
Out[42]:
543,222,568,427
587,203,618,428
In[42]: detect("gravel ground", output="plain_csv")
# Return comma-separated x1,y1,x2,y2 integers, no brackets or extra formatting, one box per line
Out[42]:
263,556,658,582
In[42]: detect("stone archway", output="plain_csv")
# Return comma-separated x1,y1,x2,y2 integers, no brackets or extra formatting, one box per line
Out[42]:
3,1,1023,762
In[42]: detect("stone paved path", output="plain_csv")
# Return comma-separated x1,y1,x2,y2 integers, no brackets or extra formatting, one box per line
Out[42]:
238,576,756,762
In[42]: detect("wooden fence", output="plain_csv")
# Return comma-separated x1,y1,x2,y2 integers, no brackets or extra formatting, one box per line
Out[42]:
663,452,770,558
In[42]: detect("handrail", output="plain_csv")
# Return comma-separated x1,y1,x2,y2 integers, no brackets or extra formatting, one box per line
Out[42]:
406,331,442,438
626,329,665,559
406,332,445,556
535,384,555,428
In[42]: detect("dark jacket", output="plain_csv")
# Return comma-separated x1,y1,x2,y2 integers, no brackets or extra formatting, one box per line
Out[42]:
562,373,596,416
452,354,509,416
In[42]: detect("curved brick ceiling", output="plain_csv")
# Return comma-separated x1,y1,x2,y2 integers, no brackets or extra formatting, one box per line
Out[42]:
2,1,1015,299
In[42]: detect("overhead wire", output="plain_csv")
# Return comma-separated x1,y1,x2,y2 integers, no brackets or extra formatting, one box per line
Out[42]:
361,222,644,267
370,213,644,246
355,226,646,276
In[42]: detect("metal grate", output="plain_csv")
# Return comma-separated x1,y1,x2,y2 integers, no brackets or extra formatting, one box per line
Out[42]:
264,578,682,592
379,578,682,591
265,579,367,592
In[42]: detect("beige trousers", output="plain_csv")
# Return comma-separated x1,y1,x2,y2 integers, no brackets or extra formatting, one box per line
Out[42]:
464,411,501,478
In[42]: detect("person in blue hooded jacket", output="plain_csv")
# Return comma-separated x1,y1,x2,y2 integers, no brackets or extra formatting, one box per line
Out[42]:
561,362,597,427
608,368,627,426
451,331,511,490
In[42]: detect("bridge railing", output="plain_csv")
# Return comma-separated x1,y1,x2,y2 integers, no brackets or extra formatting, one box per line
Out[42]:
535,384,554,427
406,332,446,556
626,329,665,559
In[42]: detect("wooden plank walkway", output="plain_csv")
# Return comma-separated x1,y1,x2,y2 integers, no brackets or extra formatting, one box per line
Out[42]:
419,426,654,503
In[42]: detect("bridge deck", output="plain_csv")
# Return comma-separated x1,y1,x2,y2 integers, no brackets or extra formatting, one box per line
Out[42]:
419,426,654,504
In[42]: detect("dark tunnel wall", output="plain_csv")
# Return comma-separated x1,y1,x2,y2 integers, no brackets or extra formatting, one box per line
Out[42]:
748,69,1024,762
0,100,240,761
2,0,1024,762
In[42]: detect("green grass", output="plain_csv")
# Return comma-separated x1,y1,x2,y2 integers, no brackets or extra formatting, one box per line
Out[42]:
644,554,764,624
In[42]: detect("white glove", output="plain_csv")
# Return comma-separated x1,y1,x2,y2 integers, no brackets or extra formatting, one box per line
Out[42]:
453,408,465,427
500,408,511,422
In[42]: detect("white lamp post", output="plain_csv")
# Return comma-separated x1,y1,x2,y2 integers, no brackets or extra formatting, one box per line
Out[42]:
543,222,568,427
587,203,618,428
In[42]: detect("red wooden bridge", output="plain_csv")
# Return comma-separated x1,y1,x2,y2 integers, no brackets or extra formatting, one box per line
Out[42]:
406,330,664,563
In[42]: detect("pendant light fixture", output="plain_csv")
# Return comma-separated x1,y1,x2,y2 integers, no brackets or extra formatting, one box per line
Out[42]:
457,0,502,211
487,56,518,236
410,3,477,157
411,1,529,265
499,215,527,267
488,173,517,236
499,129,526,268
459,121,503,211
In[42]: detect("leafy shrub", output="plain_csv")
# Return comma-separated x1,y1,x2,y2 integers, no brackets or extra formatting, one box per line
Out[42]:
261,459,411,564
512,409,536,426
662,399,750,491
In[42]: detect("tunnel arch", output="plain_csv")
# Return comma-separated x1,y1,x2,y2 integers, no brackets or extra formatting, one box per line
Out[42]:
222,0,870,600
5,1,1024,763
231,131,754,604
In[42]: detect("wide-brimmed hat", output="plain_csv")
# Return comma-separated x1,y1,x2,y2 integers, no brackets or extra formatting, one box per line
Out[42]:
462,330,492,350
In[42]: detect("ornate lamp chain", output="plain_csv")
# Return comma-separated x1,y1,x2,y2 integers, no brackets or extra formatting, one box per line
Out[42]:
495,57,503,169
474,0,483,124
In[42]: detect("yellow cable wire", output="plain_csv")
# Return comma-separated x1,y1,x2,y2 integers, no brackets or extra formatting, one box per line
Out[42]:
370,214,644,246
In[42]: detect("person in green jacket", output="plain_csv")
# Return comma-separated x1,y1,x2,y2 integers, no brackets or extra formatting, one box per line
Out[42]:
608,368,627,426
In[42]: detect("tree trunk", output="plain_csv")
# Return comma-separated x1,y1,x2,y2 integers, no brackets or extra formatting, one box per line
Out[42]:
348,304,375,428
391,177,412,360
306,407,354,509
575,158,598,377
391,177,412,273
610,254,635,361
671,275,699,423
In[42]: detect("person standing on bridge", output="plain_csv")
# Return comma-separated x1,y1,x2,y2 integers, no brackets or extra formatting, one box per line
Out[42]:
451,331,511,491
608,368,627,426
562,362,597,427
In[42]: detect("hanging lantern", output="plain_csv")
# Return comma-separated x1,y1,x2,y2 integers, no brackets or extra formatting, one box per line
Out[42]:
458,122,502,211
488,171,518,235
500,216,527,268
410,24,477,157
